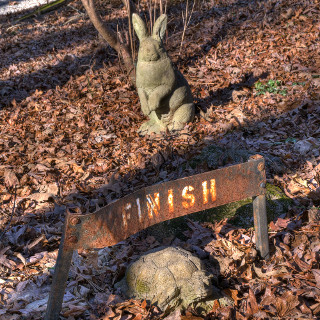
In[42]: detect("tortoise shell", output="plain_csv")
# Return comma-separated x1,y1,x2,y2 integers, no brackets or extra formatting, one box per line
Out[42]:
122,246,213,311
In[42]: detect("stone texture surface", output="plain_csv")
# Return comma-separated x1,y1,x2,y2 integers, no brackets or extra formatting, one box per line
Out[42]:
132,13,194,135
118,247,219,311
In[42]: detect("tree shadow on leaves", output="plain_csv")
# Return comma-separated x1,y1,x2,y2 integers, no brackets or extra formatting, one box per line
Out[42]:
0,0,289,107
177,0,287,66
0,105,319,318
0,48,114,107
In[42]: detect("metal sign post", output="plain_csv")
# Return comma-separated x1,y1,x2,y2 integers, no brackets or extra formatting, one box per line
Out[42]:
45,155,269,320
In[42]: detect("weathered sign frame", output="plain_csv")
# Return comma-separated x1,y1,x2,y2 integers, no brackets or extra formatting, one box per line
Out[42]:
45,155,269,320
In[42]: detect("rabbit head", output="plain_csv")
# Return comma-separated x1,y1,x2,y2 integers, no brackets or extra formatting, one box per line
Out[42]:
132,13,168,62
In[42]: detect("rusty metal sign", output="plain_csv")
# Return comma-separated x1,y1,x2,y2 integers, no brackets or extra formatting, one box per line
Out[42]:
45,155,269,320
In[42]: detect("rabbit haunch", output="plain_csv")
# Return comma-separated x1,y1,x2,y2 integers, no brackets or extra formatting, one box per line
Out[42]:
132,13,194,135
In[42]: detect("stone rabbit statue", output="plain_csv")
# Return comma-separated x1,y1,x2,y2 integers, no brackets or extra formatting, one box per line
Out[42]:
132,13,194,135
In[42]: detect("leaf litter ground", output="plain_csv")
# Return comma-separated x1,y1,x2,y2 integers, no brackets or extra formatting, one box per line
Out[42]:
0,0,320,319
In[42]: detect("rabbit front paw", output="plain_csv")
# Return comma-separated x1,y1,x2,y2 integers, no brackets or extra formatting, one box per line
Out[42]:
148,97,160,113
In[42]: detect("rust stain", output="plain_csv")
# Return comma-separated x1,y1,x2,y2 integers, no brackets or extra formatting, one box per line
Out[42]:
69,217,81,226
65,156,266,250
258,162,265,171
47,155,270,320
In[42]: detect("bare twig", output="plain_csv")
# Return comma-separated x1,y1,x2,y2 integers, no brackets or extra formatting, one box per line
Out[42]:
153,0,156,27
81,0,135,84
27,234,46,250
148,0,153,33
123,0,136,61
179,0,196,56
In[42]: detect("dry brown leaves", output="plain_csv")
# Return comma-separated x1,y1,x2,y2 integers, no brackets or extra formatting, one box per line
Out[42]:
179,214,319,319
0,0,320,318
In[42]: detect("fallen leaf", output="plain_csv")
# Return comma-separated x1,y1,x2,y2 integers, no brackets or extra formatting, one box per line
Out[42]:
312,269,320,287
4,169,19,189
164,309,181,320
244,288,259,316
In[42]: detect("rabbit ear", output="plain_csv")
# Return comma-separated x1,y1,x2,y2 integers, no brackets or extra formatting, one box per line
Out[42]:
152,14,167,42
132,13,148,41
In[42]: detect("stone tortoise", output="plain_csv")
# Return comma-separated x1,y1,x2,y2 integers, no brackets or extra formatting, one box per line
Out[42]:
117,246,231,312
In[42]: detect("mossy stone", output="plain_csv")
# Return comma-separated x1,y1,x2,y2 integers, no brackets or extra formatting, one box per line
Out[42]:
118,247,216,311
135,279,150,295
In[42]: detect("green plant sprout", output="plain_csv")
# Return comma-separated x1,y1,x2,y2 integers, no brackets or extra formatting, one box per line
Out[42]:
254,79,287,96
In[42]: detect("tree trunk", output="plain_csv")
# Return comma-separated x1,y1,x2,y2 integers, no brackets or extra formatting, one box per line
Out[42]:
81,0,135,85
